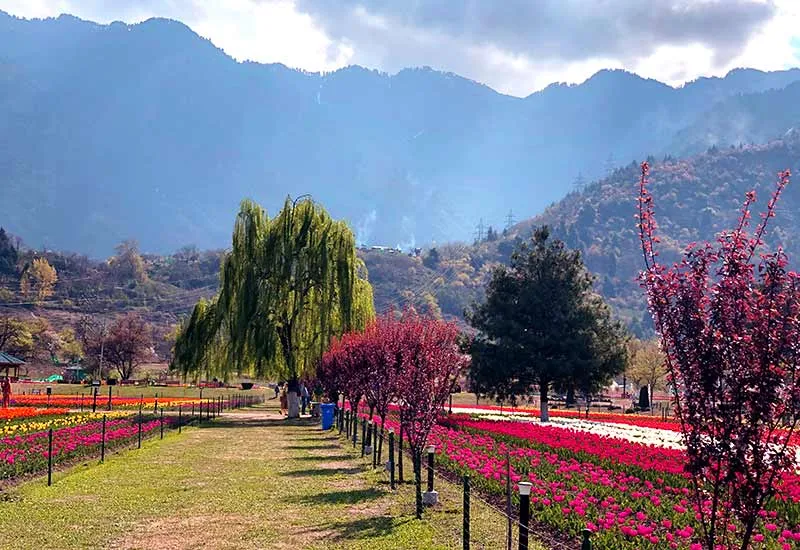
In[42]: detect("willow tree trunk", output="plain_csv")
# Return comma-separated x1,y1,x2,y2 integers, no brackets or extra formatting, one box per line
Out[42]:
287,378,300,418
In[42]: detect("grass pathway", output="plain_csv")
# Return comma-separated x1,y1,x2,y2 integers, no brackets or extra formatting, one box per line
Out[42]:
0,405,536,549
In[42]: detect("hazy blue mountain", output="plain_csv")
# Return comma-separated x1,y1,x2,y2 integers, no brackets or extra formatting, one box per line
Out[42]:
667,80,800,155
1,11,800,256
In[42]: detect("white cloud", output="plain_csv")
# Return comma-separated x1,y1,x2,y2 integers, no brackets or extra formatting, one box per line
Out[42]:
0,0,798,96
0,0,352,71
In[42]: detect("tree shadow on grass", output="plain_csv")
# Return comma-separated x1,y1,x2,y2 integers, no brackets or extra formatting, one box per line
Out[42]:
280,467,363,478
283,444,341,451
293,435,339,441
285,487,384,506
201,417,319,429
326,516,410,541
293,454,353,462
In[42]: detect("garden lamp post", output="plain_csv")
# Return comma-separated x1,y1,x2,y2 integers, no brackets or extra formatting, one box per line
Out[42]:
518,481,532,550
423,444,438,506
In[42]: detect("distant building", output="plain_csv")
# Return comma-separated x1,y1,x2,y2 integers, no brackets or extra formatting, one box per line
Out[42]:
0,351,25,381
366,245,402,254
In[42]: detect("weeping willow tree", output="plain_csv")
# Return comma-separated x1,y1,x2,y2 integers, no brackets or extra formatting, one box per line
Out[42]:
173,196,374,416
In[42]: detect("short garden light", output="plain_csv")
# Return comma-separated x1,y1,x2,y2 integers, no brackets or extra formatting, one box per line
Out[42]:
423,444,438,506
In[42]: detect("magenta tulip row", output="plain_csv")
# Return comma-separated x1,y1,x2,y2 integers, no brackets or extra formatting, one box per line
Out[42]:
361,412,800,549
0,415,178,480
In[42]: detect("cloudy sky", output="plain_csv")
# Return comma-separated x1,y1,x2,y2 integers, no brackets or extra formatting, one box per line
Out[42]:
1,0,798,97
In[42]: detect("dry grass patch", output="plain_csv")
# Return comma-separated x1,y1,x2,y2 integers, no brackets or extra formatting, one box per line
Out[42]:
110,514,255,550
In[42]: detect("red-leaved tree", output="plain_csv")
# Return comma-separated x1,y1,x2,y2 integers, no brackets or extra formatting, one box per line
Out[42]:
363,313,404,462
396,311,469,519
638,161,800,549
318,336,345,404
103,313,155,381
331,331,371,414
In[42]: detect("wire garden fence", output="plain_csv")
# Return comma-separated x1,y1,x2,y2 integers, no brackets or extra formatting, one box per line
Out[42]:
334,408,593,550
1,393,265,486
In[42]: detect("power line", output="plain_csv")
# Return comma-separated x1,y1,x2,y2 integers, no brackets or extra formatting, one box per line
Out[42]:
474,218,485,243
504,210,515,231
572,172,587,190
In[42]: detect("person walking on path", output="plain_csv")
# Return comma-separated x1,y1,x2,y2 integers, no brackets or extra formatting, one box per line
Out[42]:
1,377,11,408
279,385,288,417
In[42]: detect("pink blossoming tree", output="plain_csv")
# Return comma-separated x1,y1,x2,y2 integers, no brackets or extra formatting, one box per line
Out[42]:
638,161,800,549
362,312,404,462
396,311,469,518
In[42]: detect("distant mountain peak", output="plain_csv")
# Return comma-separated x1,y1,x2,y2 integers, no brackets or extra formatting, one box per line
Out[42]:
1,11,800,257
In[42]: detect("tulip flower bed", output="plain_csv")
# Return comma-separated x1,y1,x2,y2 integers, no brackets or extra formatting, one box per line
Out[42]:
1,411,133,437
11,395,202,409
450,404,800,448
357,411,799,548
452,403,681,429
0,407,70,421
426,417,800,549
0,414,179,481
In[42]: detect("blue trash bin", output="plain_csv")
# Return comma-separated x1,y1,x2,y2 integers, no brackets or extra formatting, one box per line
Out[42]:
320,403,335,430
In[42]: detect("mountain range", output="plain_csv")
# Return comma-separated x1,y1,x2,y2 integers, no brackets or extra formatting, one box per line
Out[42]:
3,11,800,258
361,134,800,336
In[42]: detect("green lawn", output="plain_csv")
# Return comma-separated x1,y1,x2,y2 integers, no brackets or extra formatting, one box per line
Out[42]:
0,404,539,549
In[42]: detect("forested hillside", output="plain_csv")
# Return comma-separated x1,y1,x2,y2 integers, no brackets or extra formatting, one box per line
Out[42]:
5,137,800,338
363,135,800,335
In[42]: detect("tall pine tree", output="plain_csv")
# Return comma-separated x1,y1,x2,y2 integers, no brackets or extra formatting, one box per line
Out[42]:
467,226,627,421
0,228,18,278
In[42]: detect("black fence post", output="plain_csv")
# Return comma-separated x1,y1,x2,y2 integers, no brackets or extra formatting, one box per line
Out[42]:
427,445,435,493
449,393,453,414
137,406,143,449
365,421,373,461
100,414,106,463
518,482,532,550
92,387,98,413
360,419,366,457
192,403,195,421
178,405,182,434
506,450,512,550
160,408,164,439
389,430,395,490
107,385,113,411
374,428,382,468
398,421,404,483
154,396,158,415
463,475,470,550
581,529,592,550
47,428,53,486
